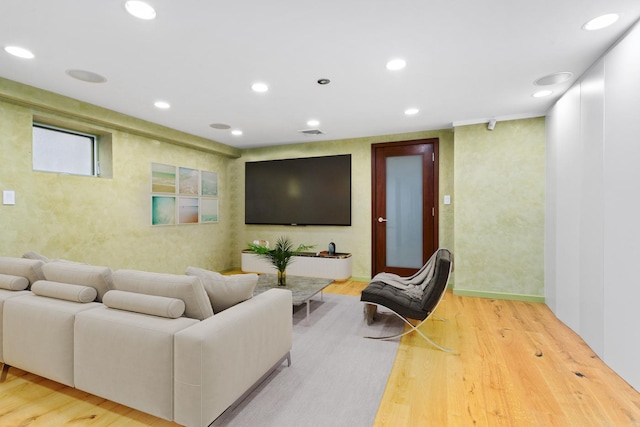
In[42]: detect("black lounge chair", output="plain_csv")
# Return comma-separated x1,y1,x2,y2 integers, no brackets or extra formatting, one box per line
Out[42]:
360,248,454,353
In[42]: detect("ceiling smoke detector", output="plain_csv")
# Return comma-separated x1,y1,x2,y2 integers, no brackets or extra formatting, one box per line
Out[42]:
299,129,324,135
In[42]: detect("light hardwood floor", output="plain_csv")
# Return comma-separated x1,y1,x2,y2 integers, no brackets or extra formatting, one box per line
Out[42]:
325,281,640,427
1,279,639,426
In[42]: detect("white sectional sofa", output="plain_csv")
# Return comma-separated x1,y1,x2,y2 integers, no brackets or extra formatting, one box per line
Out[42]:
0,255,293,427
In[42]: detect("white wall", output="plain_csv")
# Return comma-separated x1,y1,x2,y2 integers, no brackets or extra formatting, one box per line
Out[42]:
546,20,640,390
601,22,640,390
546,84,582,333
578,60,605,356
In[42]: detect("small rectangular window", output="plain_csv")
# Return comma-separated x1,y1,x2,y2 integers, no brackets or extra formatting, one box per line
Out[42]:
33,124,98,176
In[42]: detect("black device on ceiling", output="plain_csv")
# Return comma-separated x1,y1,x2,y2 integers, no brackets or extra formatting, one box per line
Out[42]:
245,154,351,226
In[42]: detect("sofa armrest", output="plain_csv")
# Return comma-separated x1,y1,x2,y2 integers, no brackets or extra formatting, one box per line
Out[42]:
174,288,292,427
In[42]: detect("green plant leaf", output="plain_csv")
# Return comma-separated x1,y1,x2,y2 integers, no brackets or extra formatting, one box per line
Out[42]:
246,236,315,272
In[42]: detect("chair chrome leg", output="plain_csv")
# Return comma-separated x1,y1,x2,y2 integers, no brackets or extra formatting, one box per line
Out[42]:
431,313,449,322
364,306,457,354
412,327,457,354
0,364,10,382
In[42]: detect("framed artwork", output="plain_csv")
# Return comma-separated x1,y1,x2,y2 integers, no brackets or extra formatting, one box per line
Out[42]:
151,163,176,193
200,198,219,223
152,196,176,225
179,167,199,195
151,163,218,225
178,197,199,224
201,171,218,196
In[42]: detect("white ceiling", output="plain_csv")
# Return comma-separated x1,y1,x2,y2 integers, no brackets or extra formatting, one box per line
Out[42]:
1,1,640,149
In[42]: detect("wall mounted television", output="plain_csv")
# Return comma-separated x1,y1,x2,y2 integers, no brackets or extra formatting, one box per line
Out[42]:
245,154,351,226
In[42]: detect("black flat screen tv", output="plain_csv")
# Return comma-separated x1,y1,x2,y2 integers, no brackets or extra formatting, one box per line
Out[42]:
245,154,351,226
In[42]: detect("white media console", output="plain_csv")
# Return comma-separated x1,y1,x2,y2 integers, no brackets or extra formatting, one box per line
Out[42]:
241,251,352,280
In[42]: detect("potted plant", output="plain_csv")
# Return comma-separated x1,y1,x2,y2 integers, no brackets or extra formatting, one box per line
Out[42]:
247,236,314,286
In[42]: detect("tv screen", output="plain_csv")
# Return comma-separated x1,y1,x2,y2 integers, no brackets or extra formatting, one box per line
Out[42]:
245,154,351,226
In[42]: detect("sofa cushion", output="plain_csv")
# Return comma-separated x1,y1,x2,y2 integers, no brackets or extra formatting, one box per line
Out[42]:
0,257,45,285
0,274,29,291
112,270,213,320
42,261,112,302
103,290,185,319
186,267,258,313
74,306,199,420
31,280,98,303
3,294,102,387
0,289,30,363
22,251,50,262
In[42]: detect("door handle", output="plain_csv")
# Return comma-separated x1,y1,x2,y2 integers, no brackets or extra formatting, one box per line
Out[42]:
377,217,388,223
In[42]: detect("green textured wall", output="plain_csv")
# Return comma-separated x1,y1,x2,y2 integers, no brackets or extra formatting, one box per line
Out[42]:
232,130,455,280
453,118,545,299
0,96,236,274
1,77,545,296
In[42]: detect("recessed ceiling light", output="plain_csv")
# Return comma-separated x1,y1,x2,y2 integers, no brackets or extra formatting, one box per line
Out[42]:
210,123,231,130
4,46,34,59
404,108,419,115
582,13,619,31
231,130,243,136
532,90,553,98
154,101,170,109
251,82,269,93
317,78,331,85
307,119,320,127
534,72,573,86
66,69,107,83
386,59,406,71
125,1,157,20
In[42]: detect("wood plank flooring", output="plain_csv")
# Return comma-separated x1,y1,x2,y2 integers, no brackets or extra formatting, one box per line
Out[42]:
1,278,639,426
324,281,640,426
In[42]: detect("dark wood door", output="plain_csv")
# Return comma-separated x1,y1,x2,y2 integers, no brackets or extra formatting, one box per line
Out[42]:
371,139,439,277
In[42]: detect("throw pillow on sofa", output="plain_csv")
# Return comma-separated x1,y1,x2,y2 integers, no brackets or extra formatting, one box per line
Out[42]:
42,262,113,302
0,273,29,291
31,280,98,303
185,267,258,313
103,290,185,319
111,270,213,320
0,257,45,286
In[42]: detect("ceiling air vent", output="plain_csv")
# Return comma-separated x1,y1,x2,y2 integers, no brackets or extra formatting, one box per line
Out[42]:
299,129,324,136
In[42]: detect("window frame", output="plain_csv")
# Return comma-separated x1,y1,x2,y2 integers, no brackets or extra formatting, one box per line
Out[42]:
32,122,100,177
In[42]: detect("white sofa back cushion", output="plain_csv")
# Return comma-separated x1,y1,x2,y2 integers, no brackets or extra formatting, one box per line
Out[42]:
0,274,29,291
31,280,98,303
186,267,258,313
112,270,213,320
0,257,45,285
42,262,113,302
22,251,50,262
103,290,185,319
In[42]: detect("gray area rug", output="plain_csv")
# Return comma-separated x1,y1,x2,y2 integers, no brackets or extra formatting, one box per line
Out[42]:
218,293,404,427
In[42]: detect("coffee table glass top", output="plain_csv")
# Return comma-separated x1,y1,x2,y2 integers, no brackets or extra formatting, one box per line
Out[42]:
254,274,333,306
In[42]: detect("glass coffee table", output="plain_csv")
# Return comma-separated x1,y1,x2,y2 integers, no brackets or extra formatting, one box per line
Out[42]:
253,274,333,322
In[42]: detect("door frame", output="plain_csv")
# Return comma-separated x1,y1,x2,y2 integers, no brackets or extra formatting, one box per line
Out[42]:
371,138,439,277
